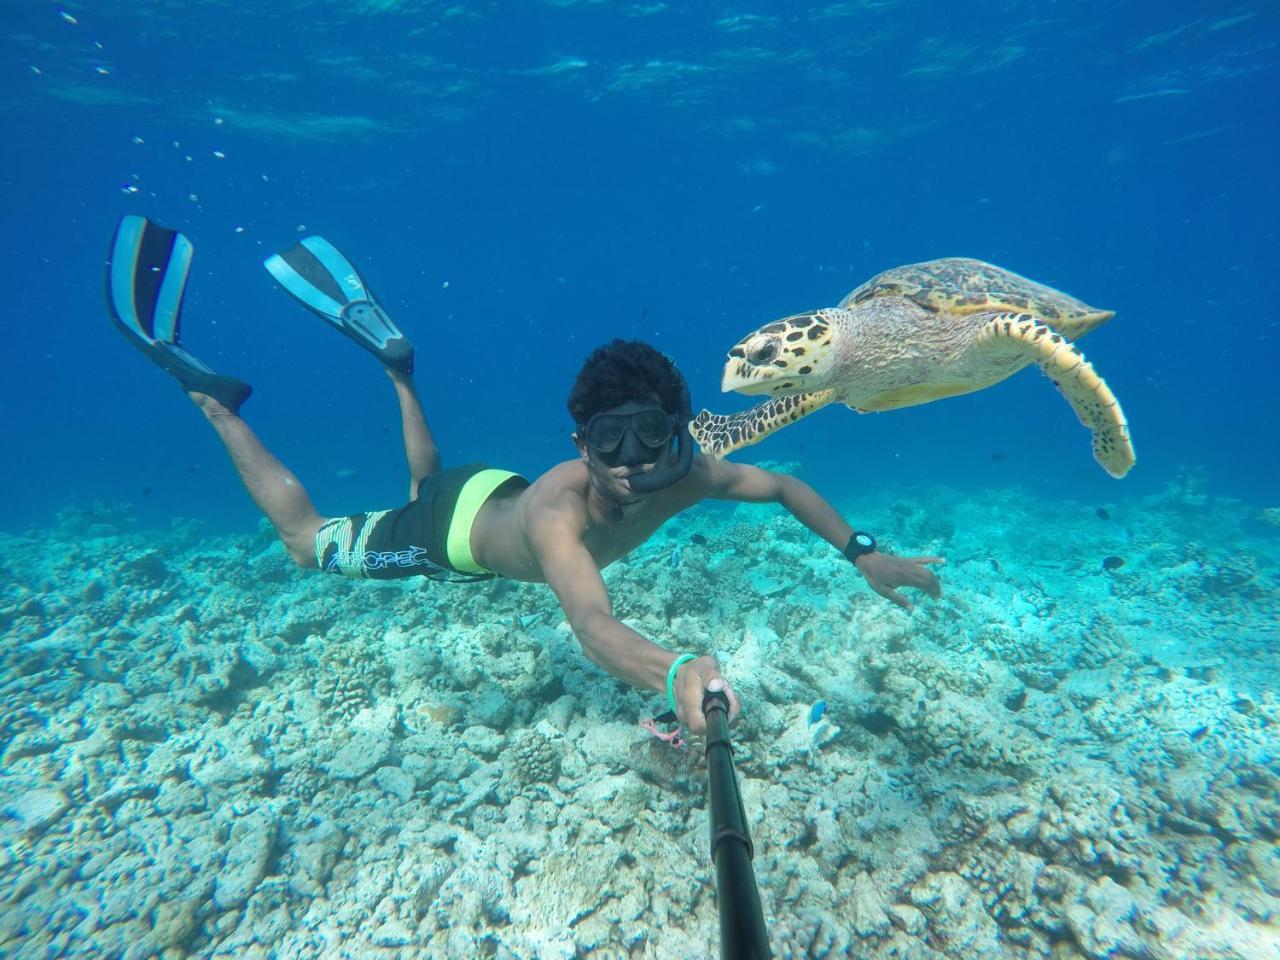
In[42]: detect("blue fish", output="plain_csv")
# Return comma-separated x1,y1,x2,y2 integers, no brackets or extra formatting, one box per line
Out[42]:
808,700,826,725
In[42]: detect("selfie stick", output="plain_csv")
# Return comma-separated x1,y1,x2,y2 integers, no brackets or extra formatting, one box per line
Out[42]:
703,690,771,959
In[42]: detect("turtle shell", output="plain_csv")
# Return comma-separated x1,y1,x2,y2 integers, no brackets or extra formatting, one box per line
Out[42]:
838,257,1112,338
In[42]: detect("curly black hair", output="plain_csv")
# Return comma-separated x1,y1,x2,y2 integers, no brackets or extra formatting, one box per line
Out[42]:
567,340,687,427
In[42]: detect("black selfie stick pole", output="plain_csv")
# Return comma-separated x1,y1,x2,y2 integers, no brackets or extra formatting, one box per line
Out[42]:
703,690,771,959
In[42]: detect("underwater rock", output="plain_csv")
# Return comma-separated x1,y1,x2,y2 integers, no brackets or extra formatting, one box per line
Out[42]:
371,919,415,947
248,546,294,584
4,787,69,834
326,731,390,780
461,725,505,760
542,694,577,733
910,871,1003,956
575,772,647,827
147,896,202,952
887,902,928,937
576,723,633,775
238,639,279,680
1064,876,1142,959
878,669,1045,774
773,907,852,959
747,569,787,596
472,686,513,728
287,817,346,898
188,742,269,791
213,809,278,909
122,550,170,587
373,765,415,803
849,870,892,937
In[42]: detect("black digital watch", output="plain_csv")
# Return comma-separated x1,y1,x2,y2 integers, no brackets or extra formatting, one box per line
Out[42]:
843,531,877,561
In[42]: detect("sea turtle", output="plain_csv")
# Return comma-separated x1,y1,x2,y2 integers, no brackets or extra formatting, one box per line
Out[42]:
690,258,1135,478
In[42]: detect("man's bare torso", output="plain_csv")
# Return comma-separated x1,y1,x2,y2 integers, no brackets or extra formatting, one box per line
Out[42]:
469,457,709,582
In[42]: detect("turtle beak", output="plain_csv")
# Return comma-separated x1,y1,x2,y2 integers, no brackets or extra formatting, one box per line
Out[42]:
721,360,776,395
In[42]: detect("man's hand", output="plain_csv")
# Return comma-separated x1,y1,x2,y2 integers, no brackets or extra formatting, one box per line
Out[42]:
674,655,740,735
854,551,945,611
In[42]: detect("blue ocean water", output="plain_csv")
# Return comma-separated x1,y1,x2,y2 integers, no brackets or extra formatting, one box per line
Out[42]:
3,5,1280,959
3,1,1277,531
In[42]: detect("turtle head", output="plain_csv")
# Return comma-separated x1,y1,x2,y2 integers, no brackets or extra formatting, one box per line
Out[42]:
720,309,838,396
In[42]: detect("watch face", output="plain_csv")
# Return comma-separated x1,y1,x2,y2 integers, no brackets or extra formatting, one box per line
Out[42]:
856,534,873,548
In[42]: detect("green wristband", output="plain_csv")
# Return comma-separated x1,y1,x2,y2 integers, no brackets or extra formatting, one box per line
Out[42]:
666,654,697,715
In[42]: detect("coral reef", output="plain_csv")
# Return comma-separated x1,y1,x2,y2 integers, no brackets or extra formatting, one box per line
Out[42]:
0,482,1277,958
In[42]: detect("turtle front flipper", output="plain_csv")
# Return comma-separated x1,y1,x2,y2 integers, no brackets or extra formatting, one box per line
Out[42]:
975,313,1136,478
690,390,837,459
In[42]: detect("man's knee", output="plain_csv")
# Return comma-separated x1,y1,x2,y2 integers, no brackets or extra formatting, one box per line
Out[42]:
281,523,323,569
287,545,319,569
281,529,322,568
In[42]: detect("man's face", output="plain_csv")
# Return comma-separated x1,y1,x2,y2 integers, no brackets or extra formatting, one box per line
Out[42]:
576,398,674,501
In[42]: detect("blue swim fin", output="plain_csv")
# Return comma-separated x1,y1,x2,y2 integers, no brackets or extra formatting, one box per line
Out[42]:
264,236,414,373
106,215,252,412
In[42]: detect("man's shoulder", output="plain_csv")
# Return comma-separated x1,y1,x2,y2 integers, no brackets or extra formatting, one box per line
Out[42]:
527,459,588,492
521,460,590,515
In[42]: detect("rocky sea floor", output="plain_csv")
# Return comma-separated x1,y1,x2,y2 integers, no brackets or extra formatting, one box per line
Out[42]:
1,471,1278,959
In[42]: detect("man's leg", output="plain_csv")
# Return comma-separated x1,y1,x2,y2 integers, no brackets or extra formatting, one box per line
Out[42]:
387,369,442,499
190,393,324,567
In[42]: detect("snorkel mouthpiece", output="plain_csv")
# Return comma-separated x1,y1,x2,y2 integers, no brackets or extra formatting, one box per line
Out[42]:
626,370,694,494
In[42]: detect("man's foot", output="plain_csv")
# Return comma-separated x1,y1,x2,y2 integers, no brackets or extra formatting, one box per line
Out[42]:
107,215,252,413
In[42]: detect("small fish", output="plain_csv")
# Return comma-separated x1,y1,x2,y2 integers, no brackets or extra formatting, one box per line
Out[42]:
1102,555,1126,571
1096,507,1111,520
60,11,78,24
669,546,682,568
808,700,826,725
690,533,708,546
991,452,1006,462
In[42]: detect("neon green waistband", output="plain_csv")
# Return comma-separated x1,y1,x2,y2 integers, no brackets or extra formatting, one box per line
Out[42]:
445,468,522,574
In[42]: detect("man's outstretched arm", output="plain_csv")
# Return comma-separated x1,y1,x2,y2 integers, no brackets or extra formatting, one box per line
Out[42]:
700,458,944,610
526,491,739,733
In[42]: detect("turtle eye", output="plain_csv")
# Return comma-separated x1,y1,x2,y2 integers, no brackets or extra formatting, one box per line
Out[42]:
747,339,779,366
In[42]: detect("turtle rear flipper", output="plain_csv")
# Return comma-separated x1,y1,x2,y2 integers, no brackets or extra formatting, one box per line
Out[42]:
976,313,1135,478
691,390,837,459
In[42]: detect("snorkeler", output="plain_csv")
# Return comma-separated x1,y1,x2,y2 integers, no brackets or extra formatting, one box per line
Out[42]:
106,215,944,735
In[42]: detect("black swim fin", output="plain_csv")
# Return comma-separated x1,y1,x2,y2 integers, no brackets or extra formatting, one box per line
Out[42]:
107,215,252,412
263,236,414,373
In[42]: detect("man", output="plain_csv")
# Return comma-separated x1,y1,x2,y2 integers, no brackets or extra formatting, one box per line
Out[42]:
107,215,943,735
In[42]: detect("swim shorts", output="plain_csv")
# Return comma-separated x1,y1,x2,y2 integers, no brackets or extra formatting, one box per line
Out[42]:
314,463,528,582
